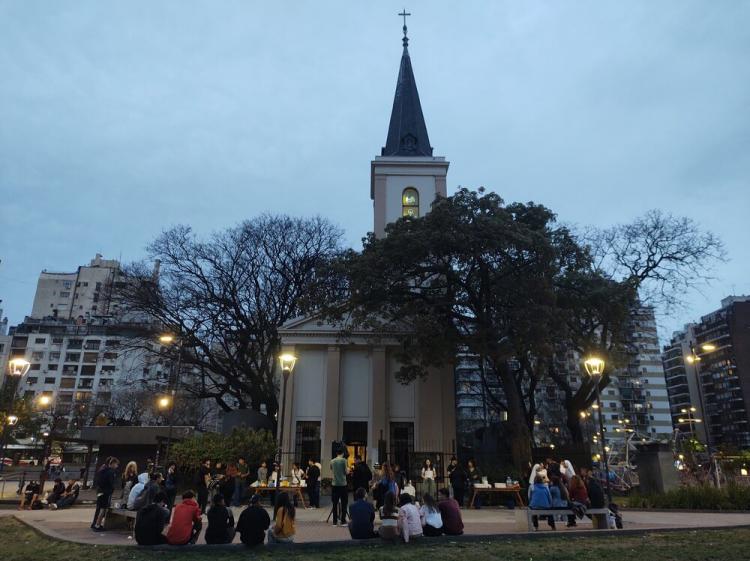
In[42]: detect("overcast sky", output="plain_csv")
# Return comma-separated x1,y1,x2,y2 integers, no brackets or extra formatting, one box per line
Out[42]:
1,1,748,341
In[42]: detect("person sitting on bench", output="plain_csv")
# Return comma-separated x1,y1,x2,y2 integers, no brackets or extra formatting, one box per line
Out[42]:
529,475,555,530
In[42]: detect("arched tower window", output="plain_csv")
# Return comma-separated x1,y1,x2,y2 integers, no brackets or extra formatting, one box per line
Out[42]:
402,188,419,218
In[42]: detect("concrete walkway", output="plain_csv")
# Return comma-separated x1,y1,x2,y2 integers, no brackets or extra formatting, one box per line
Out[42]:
4,506,750,546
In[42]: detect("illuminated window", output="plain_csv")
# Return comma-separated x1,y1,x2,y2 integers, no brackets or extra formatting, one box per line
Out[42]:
402,188,419,217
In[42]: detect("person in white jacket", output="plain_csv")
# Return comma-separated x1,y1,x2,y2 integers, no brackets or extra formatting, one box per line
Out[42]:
127,473,149,510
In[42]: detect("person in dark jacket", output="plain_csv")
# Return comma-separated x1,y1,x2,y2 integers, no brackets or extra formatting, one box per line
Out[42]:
467,459,482,509
205,493,236,544
164,462,178,508
351,457,373,499
448,459,467,507
583,467,606,508
236,494,271,546
348,487,377,539
46,478,66,504
306,459,321,508
135,492,170,545
92,457,119,530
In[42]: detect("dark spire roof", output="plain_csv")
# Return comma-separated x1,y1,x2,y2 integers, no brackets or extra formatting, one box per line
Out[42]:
381,25,433,157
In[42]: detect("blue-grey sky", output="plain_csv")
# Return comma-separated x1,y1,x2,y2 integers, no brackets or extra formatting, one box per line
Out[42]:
1,1,749,341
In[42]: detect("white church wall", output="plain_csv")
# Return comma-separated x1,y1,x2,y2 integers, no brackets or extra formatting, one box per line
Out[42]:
388,355,415,419
340,349,372,419
384,174,436,224
292,348,326,419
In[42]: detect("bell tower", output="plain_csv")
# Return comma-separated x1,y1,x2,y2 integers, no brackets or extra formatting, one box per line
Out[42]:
371,17,449,238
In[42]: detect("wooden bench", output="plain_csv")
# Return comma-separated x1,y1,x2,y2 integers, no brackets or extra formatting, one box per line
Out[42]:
103,507,137,530
517,507,611,531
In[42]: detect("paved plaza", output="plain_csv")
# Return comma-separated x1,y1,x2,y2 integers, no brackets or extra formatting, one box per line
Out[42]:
3,505,749,547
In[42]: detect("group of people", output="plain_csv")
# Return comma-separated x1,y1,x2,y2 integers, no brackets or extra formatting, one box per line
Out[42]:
17,477,81,510
527,457,607,530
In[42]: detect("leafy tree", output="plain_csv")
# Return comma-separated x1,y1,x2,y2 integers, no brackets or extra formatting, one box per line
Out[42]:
329,188,591,469
170,428,276,469
117,214,346,425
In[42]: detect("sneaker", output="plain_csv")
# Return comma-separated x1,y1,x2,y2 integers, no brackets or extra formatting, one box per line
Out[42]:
338,523,347,527
92,526,105,532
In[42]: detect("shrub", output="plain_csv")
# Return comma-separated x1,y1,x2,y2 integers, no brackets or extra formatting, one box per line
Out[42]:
171,428,276,469
627,483,750,510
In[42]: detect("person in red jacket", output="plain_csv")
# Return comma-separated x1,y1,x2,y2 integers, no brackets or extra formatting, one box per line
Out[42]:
166,490,202,545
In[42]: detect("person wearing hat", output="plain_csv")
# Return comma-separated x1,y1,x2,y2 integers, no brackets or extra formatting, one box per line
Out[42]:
236,493,271,546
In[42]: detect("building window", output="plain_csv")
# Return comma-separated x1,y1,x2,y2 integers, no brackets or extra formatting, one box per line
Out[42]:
34,337,46,344
84,340,101,350
294,421,321,465
59,291,70,298
65,353,80,362
60,378,76,389
47,364,58,371
26,377,38,385
390,422,415,476
44,377,56,384
402,188,419,218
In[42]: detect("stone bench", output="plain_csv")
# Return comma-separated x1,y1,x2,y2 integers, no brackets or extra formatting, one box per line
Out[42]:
515,507,611,531
103,507,137,530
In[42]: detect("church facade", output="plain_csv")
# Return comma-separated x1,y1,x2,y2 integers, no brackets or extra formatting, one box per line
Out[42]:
277,29,456,479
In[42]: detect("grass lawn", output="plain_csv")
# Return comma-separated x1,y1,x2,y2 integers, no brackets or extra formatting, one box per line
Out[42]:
3,517,749,561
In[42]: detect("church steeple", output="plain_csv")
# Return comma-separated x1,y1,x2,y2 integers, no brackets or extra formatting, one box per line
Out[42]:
381,17,433,157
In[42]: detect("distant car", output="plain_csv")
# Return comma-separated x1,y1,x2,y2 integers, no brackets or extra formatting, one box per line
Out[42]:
1,457,12,466
18,459,38,466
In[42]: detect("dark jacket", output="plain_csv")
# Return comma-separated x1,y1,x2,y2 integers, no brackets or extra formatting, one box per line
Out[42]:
306,464,320,483
236,505,271,546
449,465,467,488
205,504,235,544
587,477,606,508
438,499,464,535
348,499,376,539
352,462,372,493
134,502,170,545
97,467,117,494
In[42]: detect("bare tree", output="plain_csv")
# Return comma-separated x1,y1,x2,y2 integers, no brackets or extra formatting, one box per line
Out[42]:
117,214,346,424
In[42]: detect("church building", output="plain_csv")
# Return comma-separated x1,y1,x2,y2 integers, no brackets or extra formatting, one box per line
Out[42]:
277,26,456,479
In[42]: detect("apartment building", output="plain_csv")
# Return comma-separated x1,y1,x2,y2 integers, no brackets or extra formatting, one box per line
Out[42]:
691,296,750,449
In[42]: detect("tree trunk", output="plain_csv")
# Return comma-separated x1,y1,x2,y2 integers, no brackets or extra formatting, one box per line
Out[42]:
498,366,532,470
566,404,584,444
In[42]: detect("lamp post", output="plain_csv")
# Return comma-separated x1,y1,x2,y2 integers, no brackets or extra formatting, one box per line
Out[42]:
584,356,612,503
677,406,702,439
276,353,297,481
158,334,182,468
0,358,31,473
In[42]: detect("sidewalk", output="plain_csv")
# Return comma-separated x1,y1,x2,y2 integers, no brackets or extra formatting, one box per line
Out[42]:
4,505,750,546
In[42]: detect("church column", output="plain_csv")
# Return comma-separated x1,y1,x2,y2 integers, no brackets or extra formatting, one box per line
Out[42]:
321,346,341,476
371,346,387,464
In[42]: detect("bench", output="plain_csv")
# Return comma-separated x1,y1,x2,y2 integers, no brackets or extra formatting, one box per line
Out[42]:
516,507,611,531
103,507,137,530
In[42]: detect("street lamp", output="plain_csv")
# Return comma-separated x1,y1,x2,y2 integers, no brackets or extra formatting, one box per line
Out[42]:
158,333,183,468
277,353,297,481
0,359,31,473
583,356,612,503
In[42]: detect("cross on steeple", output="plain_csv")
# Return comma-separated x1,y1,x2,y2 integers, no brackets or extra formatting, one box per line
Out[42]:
399,9,411,47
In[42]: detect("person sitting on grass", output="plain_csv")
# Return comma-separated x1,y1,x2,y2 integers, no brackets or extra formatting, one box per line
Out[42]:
378,490,399,542
437,488,464,535
348,487,377,539
135,492,170,545
205,493,236,544
236,494,271,546
529,475,555,530
166,490,202,545
52,479,80,509
419,493,443,537
19,480,41,510
268,492,295,543
397,493,423,543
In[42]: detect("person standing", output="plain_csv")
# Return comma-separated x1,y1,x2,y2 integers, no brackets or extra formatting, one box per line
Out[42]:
393,464,407,494
92,457,119,531
232,457,249,507
236,494,271,546
448,460,467,508
164,462,179,509
195,458,212,514
305,458,320,508
421,459,437,499
467,459,482,509
330,449,349,527
351,456,372,499
257,460,268,485
121,461,138,499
